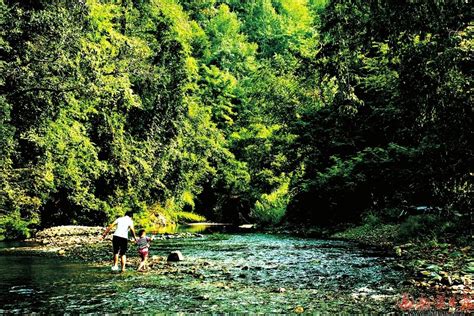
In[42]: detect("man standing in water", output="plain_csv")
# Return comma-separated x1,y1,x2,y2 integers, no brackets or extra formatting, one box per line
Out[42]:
101,211,137,272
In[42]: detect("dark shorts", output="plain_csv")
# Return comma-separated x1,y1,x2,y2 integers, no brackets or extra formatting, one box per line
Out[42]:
112,235,128,256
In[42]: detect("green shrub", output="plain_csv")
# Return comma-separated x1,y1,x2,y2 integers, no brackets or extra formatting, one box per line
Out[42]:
132,200,206,231
174,211,206,223
397,215,440,241
332,221,399,245
381,207,405,221
0,210,38,240
251,181,289,225
362,213,381,226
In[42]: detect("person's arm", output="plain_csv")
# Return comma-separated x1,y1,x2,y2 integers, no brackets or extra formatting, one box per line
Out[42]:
100,220,117,240
130,222,137,241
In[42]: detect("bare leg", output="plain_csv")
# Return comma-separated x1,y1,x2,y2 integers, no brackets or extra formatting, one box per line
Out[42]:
113,254,119,268
137,259,145,271
120,255,126,272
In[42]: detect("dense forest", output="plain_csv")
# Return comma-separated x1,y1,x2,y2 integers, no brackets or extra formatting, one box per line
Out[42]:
0,0,472,239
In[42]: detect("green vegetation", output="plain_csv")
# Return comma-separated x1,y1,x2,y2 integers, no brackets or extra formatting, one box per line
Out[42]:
0,0,472,240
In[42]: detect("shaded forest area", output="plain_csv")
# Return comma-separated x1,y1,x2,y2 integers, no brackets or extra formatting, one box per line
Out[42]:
0,0,472,240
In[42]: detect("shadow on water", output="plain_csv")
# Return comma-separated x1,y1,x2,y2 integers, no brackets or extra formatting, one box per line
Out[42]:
0,240,41,249
0,230,403,313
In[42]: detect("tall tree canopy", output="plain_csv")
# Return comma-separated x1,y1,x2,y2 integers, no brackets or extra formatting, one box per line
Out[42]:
0,0,471,238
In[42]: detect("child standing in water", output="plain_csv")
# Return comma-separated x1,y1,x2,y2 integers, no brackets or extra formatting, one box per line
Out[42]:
136,229,152,271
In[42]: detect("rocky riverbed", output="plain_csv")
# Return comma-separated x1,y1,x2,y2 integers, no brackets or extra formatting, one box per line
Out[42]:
0,228,408,313
1,225,472,313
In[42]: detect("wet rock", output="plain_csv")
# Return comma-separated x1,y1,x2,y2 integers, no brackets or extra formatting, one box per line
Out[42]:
294,306,304,313
167,251,184,262
357,287,374,293
370,294,396,302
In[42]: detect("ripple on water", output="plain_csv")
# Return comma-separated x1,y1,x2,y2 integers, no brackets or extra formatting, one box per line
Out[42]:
0,233,402,313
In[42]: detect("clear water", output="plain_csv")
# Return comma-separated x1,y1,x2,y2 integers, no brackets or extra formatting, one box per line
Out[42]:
0,233,403,313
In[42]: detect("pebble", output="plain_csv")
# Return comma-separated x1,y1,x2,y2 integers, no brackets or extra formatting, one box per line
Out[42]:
294,306,304,313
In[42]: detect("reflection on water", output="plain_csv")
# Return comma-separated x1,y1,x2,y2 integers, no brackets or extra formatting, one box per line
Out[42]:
153,223,211,234
151,223,238,234
0,240,40,249
0,256,111,313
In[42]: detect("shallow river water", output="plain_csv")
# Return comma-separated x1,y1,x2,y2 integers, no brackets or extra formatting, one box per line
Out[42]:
0,232,404,313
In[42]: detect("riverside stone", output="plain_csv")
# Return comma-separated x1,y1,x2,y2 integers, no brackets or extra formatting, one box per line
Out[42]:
167,251,184,262
35,226,103,238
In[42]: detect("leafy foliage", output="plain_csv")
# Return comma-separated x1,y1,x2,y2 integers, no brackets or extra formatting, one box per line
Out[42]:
0,0,471,238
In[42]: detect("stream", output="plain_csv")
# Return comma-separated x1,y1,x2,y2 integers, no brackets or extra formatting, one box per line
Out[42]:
0,231,404,313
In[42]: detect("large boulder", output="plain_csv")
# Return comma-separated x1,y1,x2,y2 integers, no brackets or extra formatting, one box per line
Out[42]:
167,250,184,262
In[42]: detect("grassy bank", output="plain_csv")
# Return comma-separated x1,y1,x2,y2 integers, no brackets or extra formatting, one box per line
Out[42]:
331,223,399,247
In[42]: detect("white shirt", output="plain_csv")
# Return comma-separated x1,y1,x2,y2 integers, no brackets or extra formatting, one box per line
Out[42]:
113,216,133,239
